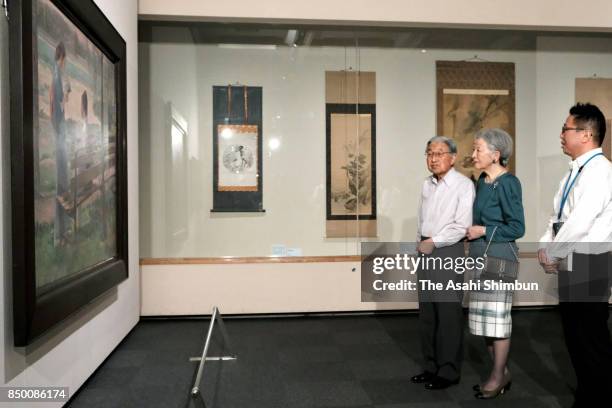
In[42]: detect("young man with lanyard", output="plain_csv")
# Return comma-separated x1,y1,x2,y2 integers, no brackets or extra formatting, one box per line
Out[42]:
538,103,612,408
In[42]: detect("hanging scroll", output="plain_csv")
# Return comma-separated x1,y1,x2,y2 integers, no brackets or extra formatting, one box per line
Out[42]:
436,61,516,181
325,71,377,238
212,85,263,212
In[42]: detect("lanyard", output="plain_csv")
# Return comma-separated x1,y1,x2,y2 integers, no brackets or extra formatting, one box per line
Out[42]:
557,152,604,221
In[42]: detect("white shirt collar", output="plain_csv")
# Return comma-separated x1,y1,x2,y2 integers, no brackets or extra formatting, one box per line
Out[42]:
571,147,603,169
429,167,459,187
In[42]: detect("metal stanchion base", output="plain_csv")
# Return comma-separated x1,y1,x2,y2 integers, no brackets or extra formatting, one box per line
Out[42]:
189,356,237,362
189,306,237,402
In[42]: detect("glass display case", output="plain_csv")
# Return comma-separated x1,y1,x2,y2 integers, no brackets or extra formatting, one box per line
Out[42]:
138,22,612,259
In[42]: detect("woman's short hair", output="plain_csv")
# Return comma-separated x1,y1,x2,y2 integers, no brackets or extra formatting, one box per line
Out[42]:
474,128,513,167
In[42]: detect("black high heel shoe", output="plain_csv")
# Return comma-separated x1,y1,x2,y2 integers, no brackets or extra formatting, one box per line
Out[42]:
474,374,512,399
473,370,511,393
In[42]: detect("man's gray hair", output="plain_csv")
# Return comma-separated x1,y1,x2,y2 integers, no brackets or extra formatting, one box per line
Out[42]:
426,136,458,154
474,128,513,167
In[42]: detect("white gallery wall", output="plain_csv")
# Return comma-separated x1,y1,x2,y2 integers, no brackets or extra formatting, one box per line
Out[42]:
138,0,612,31
535,37,612,232
0,0,139,405
139,31,612,314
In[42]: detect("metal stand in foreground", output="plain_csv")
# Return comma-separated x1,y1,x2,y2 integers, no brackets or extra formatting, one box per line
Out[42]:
190,306,237,400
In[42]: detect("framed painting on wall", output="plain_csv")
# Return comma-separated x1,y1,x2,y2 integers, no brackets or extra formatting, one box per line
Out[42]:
9,0,128,346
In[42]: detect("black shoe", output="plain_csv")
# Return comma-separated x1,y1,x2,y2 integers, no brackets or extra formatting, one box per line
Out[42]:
411,371,435,384
474,381,512,399
425,376,460,390
474,373,512,399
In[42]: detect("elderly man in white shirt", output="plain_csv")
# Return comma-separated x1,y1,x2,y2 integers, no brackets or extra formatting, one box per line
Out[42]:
410,136,475,390
538,103,612,408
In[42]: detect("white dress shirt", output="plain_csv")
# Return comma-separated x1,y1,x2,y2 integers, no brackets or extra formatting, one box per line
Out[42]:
540,147,612,260
417,167,475,247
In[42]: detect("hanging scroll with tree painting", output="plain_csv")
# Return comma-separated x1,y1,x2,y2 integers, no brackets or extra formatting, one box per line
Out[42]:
436,61,516,181
325,71,377,238
212,85,263,212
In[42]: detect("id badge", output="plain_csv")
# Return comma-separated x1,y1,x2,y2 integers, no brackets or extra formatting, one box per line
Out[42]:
552,222,564,238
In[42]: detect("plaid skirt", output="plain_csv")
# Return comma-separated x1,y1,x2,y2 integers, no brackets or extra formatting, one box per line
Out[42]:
468,289,513,338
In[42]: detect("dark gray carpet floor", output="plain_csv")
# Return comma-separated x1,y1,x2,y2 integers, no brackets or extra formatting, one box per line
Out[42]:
66,308,610,408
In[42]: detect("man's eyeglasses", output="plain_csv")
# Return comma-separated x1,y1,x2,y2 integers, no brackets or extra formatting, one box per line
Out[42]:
561,125,586,133
425,151,451,159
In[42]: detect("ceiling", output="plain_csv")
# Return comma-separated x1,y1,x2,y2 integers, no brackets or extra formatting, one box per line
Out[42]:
139,21,612,52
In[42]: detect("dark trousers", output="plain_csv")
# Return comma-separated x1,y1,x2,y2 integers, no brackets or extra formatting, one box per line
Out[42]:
559,302,612,407
558,252,612,407
417,242,465,381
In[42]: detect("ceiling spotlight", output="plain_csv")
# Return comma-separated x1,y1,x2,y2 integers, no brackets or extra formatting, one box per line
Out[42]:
285,29,299,47
303,31,314,46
